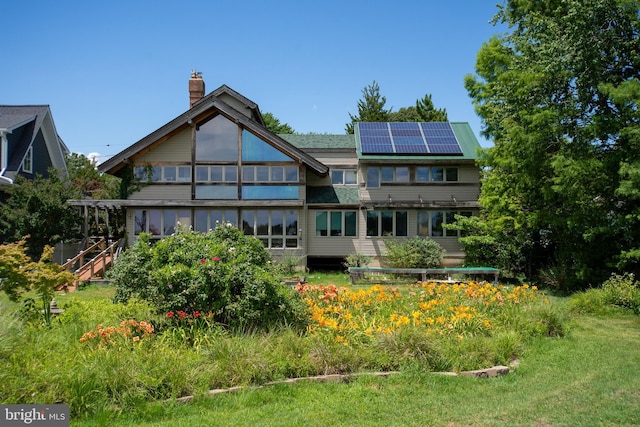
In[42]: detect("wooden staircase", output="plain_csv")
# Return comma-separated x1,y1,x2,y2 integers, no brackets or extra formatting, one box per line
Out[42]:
58,237,123,292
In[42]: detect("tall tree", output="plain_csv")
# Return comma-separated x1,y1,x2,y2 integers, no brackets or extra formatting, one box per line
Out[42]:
262,112,295,134
346,81,391,133
66,153,119,199
464,0,640,289
416,93,448,121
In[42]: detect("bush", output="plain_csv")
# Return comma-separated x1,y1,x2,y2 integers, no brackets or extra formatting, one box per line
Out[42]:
602,273,640,313
384,237,445,268
343,252,373,269
108,224,307,330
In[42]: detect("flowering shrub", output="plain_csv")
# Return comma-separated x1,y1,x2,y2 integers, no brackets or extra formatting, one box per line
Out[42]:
296,281,548,346
79,319,154,346
109,223,307,330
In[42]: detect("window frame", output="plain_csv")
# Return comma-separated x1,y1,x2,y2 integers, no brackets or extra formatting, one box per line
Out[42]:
365,210,408,237
315,210,358,237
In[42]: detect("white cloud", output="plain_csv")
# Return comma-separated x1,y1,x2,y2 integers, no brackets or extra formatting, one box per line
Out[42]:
86,152,101,165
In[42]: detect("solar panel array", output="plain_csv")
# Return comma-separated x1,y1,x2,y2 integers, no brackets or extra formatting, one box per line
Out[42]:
358,122,463,155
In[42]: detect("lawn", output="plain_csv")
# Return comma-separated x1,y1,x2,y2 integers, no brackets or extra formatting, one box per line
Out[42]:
1,272,639,426
71,311,640,427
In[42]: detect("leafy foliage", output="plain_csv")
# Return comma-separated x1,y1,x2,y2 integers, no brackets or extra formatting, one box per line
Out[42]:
0,173,82,259
465,0,640,289
0,240,76,325
109,225,307,330
343,252,373,269
66,153,120,199
384,237,445,268
262,112,295,134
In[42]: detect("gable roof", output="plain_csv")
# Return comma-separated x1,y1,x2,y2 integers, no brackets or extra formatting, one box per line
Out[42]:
0,105,68,183
98,85,328,176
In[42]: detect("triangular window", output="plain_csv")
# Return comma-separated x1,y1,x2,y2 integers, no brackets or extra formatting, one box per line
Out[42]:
242,130,292,161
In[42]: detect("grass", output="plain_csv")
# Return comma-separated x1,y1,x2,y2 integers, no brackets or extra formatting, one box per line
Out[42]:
2,275,639,426
68,313,640,426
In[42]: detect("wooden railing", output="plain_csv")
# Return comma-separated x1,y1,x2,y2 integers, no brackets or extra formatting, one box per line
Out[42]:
62,238,123,287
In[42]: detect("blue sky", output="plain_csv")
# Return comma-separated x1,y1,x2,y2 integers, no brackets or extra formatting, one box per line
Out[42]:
2,1,505,163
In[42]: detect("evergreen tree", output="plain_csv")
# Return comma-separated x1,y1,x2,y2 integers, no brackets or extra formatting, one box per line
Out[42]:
345,81,391,133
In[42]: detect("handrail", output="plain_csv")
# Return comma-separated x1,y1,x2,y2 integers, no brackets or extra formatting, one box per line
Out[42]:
62,238,107,271
63,238,123,288
76,238,122,278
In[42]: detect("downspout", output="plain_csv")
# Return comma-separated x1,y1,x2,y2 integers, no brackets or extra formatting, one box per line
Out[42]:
0,128,13,184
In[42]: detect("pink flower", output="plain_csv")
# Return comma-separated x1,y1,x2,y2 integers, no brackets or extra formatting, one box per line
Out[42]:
201,259,206,264
212,257,221,261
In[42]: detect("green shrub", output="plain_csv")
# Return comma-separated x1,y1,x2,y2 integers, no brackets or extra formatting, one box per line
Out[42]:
108,224,307,330
343,252,373,269
602,273,640,313
384,237,445,268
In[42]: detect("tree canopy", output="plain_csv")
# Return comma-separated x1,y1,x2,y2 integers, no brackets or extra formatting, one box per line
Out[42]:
346,81,448,133
262,112,295,134
464,0,640,290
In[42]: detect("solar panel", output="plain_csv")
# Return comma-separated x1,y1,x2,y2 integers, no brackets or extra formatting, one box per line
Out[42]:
420,122,463,154
358,122,463,155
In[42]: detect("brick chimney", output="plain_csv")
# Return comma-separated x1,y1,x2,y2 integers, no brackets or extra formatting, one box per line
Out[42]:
189,70,205,108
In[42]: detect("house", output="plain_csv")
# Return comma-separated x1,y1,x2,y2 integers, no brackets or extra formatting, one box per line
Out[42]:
91,73,481,269
0,105,69,188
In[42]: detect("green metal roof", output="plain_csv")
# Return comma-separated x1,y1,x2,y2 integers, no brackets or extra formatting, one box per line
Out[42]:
279,134,356,150
306,186,360,204
355,122,481,161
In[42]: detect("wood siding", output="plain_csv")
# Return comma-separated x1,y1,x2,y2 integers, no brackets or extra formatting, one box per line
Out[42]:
130,185,192,200
136,128,192,163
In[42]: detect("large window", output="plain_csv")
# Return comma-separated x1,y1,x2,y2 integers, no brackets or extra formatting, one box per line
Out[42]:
366,210,407,237
194,209,238,232
242,209,298,248
417,210,472,237
315,211,357,237
196,115,238,161
134,209,191,236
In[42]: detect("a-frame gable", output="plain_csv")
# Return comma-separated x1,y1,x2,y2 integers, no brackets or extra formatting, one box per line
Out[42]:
99,87,328,177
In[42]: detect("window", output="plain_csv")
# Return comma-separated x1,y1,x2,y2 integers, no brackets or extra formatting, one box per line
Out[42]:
316,211,357,237
416,167,430,182
134,165,191,183
242,130,292,161
367,167,380,188
370,166,413,185
195,166,237,182
417,210,472,237
242,166,298,183
22,146,33,173
242,209,298,248
196,115,238,161
415,167,458,183
194,209,237,232
134,209,190,236
366,210,407,237
331,169,357,185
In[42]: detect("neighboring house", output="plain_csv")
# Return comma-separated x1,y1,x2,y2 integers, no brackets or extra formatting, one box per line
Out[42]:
0,105,69,188
91,73,481,268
